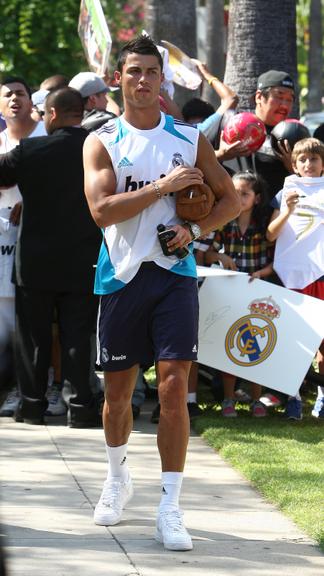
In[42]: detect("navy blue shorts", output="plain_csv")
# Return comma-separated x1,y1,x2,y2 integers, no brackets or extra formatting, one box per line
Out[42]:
97,262,199,372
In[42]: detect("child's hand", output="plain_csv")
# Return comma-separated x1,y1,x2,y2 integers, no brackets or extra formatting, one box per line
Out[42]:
284,190,300,214
249,263,273,282
249,271,261,282
217,253,237,270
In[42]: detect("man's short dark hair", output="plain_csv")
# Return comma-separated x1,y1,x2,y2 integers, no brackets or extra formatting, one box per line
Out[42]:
1,76,32,98
182,98,215,123
40,74,69,91
117,35,163,73
45,87,84,117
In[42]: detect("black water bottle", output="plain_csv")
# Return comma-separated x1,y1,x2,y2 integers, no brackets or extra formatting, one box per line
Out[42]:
157,224,190,260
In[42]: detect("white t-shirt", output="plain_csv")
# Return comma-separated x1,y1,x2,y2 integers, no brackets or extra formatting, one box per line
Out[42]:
273,174,324,289
0,121,47,296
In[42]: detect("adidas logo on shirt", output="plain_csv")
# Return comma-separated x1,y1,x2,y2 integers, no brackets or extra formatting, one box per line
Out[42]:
117,156,133,168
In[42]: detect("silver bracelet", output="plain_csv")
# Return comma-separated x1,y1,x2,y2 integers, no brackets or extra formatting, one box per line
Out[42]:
152,181,161,200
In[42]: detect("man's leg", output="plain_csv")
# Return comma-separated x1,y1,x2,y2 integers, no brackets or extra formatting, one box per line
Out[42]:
102,365,138,446
131,367,146,419
15,287,54,422
58,291,99,427
155,358,193,551
156,359,191,472
94,365,138,526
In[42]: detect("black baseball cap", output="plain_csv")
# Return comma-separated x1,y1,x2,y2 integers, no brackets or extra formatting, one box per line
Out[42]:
257,70,295,92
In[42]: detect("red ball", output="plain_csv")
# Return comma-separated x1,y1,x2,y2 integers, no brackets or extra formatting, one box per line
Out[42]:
223,112,267,153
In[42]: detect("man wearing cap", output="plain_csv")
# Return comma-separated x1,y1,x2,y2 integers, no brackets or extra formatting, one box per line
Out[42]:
69,71,119,131
31,88,50,122
252,70,295,197
218,70,295,199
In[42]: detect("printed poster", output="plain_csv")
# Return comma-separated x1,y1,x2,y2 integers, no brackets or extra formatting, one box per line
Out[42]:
197,267,324,397
160,40,202,90
78,0,112,75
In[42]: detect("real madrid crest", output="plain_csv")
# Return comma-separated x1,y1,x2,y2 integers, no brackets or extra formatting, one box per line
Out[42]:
225,296,280,367
172,153,184,168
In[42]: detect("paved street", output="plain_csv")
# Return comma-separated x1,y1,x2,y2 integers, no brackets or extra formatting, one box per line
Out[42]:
1,400,324,575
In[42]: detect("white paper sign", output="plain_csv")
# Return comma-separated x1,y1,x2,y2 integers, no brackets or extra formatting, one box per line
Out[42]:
197,265,244,277
160,40,202,90
78,0,112,75
198,271,324,396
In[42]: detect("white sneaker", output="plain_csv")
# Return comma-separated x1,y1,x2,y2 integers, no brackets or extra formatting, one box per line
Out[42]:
0,387,20,417
156,510,193,551
94,477,133,526
45,383,67,416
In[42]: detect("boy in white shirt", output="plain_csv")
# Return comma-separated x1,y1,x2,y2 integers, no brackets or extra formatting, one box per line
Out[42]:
267,137,324,419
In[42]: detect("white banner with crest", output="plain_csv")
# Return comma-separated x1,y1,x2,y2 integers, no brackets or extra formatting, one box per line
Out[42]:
197,267,324,397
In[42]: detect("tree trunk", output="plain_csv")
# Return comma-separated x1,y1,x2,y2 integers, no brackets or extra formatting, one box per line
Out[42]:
307,0,323,112
224,0,298,115
202,0,225,109
145,0,197,107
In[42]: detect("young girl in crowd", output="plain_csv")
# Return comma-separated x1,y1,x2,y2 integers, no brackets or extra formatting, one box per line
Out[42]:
197,171,274,417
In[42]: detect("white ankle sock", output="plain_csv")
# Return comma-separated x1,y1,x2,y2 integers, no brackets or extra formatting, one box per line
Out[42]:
159,472,183,513
106,443,129,482
187,392,196,403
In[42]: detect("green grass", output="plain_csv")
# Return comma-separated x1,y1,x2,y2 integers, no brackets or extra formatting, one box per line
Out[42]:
144,366,324,549
193,390,324,551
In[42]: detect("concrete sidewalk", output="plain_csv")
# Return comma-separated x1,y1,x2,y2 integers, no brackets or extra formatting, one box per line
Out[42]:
1,400,324,576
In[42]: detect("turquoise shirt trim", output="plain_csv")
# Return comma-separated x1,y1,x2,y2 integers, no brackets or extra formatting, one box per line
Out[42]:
95,240,197,295
170,245,197,278
109,117,129,146
94,240,126,295
163,115,194,144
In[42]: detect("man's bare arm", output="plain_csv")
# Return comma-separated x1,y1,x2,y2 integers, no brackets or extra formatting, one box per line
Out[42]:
83,134,205,228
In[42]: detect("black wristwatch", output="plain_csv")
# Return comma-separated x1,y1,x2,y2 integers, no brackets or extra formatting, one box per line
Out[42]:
185,221,202,241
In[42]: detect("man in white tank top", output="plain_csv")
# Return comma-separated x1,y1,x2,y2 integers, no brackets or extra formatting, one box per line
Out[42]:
83,36,240,551
0,76,46,415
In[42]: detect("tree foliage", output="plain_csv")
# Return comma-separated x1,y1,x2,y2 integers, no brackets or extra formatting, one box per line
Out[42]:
101,0,145,67
0,0,83,87
0,0,322,110
297,0,324,111
0,0,145,88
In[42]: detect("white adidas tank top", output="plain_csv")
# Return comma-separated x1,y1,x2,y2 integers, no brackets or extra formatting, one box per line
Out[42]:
94,113,199,294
